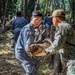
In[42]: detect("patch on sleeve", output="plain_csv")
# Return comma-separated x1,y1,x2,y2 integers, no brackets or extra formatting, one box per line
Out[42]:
26,31,31,35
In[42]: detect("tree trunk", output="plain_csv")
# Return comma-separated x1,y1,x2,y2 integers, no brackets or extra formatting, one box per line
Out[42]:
34,0,39,10
62,0,65,11
2,0,8,30
23,0,27,18
52,53,62,75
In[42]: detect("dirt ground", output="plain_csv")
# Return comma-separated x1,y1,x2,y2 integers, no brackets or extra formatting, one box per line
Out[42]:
0,31,25,75
0,31,53,75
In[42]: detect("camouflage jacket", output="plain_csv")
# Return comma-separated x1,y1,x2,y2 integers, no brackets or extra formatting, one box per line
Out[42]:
46,21,75,60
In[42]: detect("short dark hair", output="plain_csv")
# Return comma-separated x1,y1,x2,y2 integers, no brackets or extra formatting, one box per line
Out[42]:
32,10,43,17
16,11,22,17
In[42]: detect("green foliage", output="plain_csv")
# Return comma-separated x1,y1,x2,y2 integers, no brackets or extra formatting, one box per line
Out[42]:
0,0,74,23
27,0,35,17
39,0,51,15
7,0,17,16
16,0,22,11
38,62,53,75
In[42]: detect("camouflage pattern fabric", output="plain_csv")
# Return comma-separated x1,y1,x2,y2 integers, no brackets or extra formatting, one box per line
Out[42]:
45,21,75,75
67,60,75,75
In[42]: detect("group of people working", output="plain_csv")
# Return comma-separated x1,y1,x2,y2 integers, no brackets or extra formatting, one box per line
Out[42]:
10,9,75,75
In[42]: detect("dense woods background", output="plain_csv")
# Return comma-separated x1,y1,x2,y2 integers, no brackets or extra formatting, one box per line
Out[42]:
0,0,75,75
0,0,75,30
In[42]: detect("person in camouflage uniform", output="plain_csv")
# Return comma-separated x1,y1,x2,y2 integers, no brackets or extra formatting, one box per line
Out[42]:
45,9,75,75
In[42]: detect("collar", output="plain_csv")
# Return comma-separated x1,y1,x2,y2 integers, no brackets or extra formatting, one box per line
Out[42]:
58,21,66,26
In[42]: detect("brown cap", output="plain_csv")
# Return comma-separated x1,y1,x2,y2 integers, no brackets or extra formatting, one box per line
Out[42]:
51,9,65,18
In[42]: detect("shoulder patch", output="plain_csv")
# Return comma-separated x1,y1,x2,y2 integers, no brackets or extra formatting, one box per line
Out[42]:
26,31,31,35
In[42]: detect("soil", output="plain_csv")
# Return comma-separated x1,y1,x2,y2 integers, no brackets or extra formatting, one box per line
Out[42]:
0,31,52,75
0,31,25,75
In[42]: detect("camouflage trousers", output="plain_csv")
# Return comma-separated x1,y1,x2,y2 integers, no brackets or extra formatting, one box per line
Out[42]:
67,60,75,75
61,60,75,75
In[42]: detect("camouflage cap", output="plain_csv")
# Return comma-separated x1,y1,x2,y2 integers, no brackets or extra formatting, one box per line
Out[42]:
51,9,65,18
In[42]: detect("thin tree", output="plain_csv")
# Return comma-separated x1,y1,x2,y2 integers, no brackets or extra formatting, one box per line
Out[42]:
2,0,8,30
34,0,39,10
23,0,27,18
